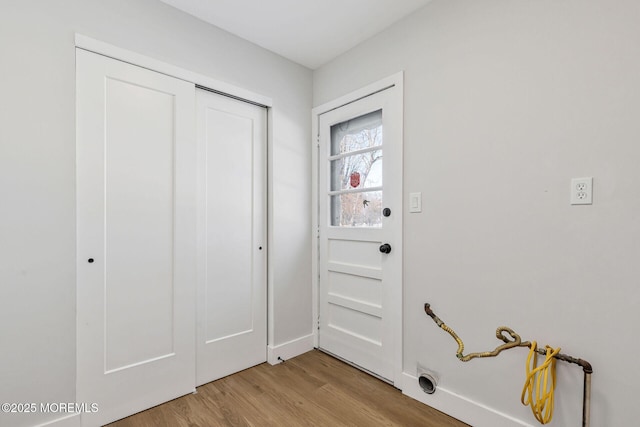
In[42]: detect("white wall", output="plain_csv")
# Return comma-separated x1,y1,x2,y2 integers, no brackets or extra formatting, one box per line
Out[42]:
0,1,312,426
315,0,640,426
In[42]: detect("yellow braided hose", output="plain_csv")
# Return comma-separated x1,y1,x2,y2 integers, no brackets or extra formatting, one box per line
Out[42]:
425,304,525,362
439,323,465,357
439,324,523,362
521,342,561,424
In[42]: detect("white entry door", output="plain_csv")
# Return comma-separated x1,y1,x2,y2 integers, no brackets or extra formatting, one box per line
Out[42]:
196,89,267,385
317,84,403,384
76,50,196,426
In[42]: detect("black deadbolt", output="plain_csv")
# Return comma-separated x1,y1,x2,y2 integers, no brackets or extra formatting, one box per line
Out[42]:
88,258,94,263
382,208,391,217
379,243,392,254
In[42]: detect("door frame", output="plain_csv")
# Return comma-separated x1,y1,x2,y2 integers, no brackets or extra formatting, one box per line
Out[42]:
74,33,276,394
311,72,404,387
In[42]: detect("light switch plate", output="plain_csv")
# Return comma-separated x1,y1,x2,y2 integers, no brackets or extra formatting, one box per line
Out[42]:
409,192,422,213
570,177,593,205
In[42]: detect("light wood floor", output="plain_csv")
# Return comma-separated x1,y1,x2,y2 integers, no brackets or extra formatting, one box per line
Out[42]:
108,350,469,427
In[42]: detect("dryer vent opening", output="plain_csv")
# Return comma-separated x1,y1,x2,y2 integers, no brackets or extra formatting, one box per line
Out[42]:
418,373,437,394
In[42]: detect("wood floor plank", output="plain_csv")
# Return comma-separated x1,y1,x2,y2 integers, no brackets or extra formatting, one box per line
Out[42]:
108,350,469,427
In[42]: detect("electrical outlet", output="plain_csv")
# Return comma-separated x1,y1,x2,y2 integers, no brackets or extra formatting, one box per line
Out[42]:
570,177,593,205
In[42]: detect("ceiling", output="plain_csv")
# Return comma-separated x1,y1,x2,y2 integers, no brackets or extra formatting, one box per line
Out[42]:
160,0,432,69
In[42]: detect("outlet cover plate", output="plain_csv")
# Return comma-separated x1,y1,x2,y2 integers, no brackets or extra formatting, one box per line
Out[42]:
570,177,593,205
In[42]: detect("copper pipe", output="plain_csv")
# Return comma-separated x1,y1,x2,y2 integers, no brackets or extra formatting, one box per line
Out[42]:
583,371,591,427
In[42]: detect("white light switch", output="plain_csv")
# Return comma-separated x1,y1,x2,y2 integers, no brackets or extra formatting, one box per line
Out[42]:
570,177,593,205
409,192,422,213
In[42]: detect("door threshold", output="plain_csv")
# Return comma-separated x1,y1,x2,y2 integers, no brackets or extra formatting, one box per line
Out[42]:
317,348,394,387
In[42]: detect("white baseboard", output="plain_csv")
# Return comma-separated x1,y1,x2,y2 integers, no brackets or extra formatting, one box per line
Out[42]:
401,373,533,427
34,413,81,427
267,333,315,365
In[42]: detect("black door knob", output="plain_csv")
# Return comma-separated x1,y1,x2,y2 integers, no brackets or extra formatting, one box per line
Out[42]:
379,243,392,254
383,208,391,217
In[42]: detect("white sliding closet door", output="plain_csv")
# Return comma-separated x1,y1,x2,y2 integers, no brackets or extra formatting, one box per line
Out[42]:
76,49,196,426
196,89,267,386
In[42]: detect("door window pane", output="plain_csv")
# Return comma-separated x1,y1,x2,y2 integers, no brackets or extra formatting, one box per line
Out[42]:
330,110,382,155
331,191,382,227
330,151,382,191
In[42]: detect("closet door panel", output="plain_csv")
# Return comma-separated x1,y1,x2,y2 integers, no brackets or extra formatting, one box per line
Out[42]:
196,89,267,386
76,49,196,426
